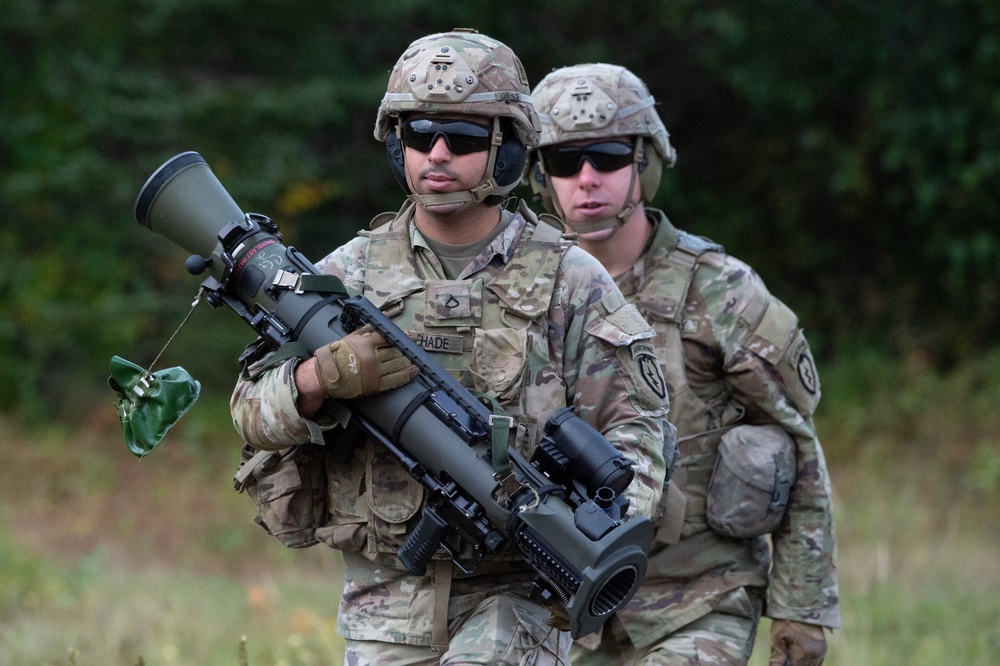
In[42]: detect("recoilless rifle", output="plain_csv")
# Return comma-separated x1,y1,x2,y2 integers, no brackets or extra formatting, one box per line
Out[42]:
133,151,654,639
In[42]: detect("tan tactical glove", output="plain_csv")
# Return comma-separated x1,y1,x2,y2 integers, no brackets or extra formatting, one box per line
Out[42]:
769,619,827,666
313,325,418,399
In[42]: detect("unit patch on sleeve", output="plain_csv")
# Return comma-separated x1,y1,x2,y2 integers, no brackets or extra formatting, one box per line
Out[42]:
631,341,667,400
795,339,819,396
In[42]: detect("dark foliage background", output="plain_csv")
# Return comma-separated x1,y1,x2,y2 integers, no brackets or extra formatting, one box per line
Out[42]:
2,0,998,422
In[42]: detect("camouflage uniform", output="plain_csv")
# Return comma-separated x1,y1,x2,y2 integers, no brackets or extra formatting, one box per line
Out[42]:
527,64,840,665
231,202,670,662
231,35,671,665
573,210,841,665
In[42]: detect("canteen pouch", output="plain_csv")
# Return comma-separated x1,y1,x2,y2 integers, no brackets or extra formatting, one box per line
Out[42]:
706,425,795,538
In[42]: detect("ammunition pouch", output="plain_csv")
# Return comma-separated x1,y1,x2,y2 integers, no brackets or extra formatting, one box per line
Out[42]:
235,443,328,549
706,425,795,538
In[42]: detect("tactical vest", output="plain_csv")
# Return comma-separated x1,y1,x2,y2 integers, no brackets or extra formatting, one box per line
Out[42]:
627,219,738,545
609,214,802,645
355,202,576,562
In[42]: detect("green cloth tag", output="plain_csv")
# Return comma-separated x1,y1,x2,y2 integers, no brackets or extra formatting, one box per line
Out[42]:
108,355,201,457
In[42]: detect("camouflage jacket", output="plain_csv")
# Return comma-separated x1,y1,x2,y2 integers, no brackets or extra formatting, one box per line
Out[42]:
596,210,841,648
230,200,671,646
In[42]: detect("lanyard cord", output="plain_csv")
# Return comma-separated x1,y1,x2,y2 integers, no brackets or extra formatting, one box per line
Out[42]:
145,287,204,374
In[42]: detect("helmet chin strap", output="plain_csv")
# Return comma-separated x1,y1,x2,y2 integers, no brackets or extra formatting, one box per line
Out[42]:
404,117,504,212
549,137,645,236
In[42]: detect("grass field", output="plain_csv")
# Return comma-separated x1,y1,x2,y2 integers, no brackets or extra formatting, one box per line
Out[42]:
2,354,999,665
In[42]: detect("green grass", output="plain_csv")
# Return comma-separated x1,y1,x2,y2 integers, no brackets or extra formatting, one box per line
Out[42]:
3,352,1000,664
0,401,347,666
748,349,1000,665
0,543,345,665
749,454,1000,665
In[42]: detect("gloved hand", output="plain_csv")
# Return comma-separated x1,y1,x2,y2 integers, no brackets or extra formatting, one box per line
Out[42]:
313,325,419,399
769,619,827,666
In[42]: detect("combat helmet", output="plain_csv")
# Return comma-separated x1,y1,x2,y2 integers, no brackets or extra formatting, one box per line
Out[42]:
375,29,539,209
528,63,676,233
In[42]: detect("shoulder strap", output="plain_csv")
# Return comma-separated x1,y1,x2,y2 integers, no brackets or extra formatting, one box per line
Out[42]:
676,229,723,256
638,228,722,323
516,199,568,242
487,203,570,319
240,340,309,381
363,205,424,309
368,211,395,230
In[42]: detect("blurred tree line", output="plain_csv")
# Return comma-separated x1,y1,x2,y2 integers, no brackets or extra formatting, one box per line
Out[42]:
1,0,998,422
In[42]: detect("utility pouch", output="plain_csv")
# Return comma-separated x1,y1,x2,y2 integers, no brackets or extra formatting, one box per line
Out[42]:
706,425,795,538
235,442,328,548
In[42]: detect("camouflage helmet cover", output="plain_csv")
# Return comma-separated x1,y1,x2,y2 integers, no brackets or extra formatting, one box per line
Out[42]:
532,63,675,165
374,29,539,148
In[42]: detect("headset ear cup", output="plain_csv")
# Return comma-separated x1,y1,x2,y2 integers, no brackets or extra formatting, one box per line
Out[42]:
638,148,663,203
528,160,545,195
493,131,527,188
532,161,546,189
385,131,410,194
527,159,556,214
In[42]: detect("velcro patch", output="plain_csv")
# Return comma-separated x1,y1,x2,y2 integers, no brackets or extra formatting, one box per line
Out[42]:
604,301,652,337
631,341,656,360
792,336,819,397
629,342,667,401
410,332,466,354
783,331,821,415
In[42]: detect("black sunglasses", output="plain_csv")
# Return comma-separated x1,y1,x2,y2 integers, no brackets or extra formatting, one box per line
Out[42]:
400,118,493,155
541,142,634,178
